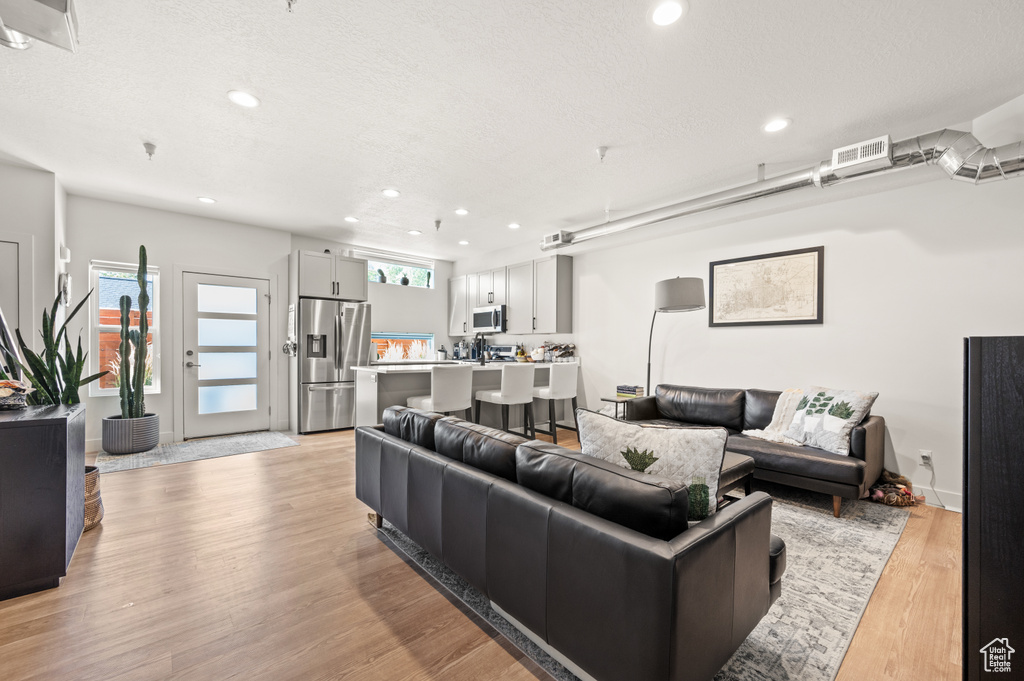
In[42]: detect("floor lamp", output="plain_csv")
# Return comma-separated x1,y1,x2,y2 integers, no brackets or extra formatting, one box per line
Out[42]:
647,277,706,395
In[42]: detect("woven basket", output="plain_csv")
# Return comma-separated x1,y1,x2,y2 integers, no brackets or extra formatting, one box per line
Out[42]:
84,465,104,531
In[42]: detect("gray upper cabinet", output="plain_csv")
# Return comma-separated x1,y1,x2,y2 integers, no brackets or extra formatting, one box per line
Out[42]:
475,267,507,307
533,255,572,334
452,256,571,336
505,261,535,334
448,275,469,335
297,251,368,301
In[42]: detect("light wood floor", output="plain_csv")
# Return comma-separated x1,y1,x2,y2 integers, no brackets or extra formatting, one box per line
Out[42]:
0,429,960,681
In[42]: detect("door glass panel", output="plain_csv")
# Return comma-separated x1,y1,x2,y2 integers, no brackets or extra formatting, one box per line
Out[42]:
198,384,258,414
197,284,257,314
198,319,257,346
198,352,257,380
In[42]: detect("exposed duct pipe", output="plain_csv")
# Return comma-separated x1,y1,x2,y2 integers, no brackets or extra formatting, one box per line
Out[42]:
541,128,1024,250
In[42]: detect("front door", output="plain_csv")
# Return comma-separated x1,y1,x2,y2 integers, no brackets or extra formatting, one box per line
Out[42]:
182,272,270,438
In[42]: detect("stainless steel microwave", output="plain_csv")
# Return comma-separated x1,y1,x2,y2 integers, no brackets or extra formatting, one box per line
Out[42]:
472,305,506,333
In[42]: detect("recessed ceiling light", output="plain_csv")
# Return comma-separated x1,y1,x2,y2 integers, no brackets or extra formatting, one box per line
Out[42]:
381,188,401,198
227,90,260,108
458,240,469,246
651,1,686,26
197,197,216,204
455,208,469,216
344,216,359,223
408,230,422,235
763,118,791,133
508,222,521,230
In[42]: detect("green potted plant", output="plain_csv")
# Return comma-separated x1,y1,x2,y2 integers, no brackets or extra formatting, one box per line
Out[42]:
100,246,159,455
2,288,106,405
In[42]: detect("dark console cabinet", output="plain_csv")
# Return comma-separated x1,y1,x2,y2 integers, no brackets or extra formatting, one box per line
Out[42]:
964,337,1024,680
0,404,85,600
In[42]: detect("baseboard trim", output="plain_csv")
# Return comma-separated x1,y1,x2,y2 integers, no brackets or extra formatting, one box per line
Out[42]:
490,601,598,681
925,486,962,513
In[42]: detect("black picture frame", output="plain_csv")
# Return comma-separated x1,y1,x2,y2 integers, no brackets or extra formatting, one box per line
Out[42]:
709,246,824,327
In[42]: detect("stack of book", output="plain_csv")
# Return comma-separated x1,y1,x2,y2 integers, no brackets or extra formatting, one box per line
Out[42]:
616,385,645,399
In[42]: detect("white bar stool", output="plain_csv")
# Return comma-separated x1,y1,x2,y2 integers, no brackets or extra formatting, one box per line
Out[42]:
474,364,536,438
407,364,474,418
532,362,578,444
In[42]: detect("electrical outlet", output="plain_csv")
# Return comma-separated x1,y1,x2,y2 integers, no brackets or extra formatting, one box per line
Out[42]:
919,449,933,467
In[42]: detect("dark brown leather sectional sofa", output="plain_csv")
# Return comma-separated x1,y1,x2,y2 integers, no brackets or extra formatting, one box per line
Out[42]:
626,385,885,517
355,406,786,681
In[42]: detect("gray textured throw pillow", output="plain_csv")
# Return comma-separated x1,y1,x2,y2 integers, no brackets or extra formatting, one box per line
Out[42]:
575,409,728,519
783,386,878,455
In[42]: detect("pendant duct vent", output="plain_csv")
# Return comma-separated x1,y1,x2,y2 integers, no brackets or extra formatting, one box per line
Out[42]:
831,135,893,175
0,0,78,52
542,230,573,250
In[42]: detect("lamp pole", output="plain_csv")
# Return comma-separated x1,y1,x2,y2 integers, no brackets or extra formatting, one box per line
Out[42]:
646,310,659,396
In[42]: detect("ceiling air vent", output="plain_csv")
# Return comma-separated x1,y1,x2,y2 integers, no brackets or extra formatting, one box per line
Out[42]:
540,230,573,251
831,135,893,176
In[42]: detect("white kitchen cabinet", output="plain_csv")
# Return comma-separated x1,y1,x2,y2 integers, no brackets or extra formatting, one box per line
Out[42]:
448,276,469,335
474,267,507,307
505,261,534,334
296,251,368,301
533,255,572,334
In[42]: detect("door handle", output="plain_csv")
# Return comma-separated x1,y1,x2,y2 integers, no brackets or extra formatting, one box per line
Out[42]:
186,361,201,368
463,322,467,332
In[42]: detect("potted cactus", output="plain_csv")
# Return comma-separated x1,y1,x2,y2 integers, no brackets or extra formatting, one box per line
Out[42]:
101,246,159,454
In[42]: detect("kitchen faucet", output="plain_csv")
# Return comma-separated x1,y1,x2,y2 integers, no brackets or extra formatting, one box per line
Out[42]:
474,332,487,366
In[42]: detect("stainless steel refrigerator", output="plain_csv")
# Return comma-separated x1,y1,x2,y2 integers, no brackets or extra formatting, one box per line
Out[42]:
298,299,371,433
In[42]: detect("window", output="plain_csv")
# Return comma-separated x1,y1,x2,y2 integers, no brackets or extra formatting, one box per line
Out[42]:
371,333,435,361
89,261,160,396
353,248,436,289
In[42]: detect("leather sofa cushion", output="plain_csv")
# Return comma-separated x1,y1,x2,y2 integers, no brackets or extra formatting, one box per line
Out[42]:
769,535,786,586
434,417,526,482
655,385,746,432
726,434,866,486
719,451,755,492
516,441,690,540
743,389,781,431
382,406,445,450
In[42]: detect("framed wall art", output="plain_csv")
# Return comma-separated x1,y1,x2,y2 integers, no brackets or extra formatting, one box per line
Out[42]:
709,246,823,327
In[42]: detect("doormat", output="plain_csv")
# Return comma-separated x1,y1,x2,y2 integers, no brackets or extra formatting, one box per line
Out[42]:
95,431,298,473
377,481,909,681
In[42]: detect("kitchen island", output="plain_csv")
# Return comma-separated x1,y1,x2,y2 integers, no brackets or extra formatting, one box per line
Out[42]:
353,360,580,430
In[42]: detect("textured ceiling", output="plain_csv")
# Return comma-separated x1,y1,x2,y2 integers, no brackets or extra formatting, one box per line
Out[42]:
1,1,1023,260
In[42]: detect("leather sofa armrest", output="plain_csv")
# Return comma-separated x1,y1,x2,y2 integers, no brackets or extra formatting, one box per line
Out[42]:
625,395,659,421
850,414,885,493
667,492,775,681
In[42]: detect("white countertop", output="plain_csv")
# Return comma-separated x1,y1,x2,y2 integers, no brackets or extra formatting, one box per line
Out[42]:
353,359,579,374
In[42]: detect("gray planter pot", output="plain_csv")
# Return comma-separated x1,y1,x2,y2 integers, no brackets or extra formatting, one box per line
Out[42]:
101,413,159,454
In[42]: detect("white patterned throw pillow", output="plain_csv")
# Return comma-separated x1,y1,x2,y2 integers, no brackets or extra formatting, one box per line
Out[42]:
575,409,728,519
782,387,878,455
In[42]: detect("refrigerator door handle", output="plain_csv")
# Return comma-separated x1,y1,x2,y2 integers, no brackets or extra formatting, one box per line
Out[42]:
307,384,352,392
335,313,342,376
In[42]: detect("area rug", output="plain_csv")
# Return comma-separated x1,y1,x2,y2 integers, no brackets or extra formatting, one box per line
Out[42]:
95,431,298,473
377,481,910,681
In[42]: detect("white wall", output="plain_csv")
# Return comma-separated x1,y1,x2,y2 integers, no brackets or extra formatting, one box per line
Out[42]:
0,162,57,345
455,175,1024,512
66,196,292,450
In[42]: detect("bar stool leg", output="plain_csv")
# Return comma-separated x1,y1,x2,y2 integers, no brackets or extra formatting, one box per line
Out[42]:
475,399,482,423
548,399,558,444
525,403,536,439
570,397,579,430
501,405,509,432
